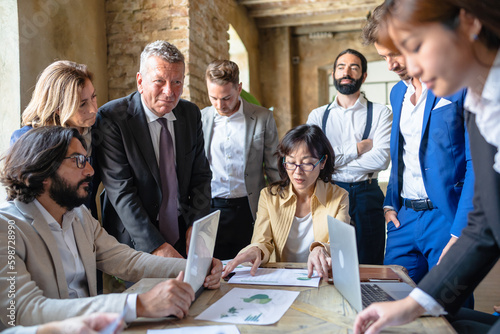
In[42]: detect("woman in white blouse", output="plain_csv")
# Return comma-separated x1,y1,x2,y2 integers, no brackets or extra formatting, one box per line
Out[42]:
222,124,350,281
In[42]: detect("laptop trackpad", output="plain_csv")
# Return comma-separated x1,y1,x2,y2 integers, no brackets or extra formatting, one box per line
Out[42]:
377,282,414,300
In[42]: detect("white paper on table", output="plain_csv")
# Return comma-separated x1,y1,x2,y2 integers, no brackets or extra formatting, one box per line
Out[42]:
147,325,240,334
221,260,252,273
227,268,320,287
195,288,299,325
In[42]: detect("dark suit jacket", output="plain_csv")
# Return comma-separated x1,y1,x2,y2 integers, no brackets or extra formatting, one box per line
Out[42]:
384,83,474,236
94,91,212,253
418,112,500,314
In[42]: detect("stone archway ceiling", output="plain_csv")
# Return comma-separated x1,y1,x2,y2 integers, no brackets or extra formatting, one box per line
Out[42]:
237,0,381,35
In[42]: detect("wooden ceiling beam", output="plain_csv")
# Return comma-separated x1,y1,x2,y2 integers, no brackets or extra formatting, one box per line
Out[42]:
247,3,376,18
293,22,366,35
255,10,370,29
238,0,375,6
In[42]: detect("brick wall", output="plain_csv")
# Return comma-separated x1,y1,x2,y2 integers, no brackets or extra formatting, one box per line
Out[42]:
106,0,229,108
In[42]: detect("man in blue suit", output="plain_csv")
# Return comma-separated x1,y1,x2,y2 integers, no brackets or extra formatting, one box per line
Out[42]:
362,6,474,283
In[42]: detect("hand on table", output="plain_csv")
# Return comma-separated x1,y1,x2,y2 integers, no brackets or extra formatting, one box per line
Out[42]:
353,296,425,334
308,245,331,281
222,246,262,278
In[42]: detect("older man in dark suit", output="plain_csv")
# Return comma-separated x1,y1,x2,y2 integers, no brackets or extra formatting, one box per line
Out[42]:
94,41,212,258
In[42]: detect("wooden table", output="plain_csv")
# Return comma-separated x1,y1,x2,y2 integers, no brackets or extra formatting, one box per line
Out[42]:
124,263,455,333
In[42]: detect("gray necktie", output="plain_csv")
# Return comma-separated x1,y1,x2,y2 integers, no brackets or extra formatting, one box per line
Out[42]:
156,118,179,245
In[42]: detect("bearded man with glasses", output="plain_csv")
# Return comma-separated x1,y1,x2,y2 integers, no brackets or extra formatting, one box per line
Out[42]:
0,126,222,329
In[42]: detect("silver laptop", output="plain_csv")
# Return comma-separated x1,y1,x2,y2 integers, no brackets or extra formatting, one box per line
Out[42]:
328,215,414,312
184,210,220,298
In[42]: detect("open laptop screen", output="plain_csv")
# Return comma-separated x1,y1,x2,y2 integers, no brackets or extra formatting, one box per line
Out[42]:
184,210,220,297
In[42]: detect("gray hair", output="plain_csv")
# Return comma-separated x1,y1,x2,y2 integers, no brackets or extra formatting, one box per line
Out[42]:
139,40,185,74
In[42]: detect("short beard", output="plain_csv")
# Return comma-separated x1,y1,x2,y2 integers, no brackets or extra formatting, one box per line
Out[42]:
49,173,92,211
334,75,363,95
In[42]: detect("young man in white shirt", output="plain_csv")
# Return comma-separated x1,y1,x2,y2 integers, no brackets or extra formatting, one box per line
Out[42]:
201,60,280,260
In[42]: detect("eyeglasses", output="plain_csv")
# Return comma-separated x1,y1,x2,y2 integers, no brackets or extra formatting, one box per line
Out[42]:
283,155,325,172
63,154,91,169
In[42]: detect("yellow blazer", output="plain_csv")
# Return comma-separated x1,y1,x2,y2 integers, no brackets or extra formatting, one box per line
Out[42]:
239,180,350,263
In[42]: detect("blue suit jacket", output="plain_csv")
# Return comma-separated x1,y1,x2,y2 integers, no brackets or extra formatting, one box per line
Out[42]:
384,81,474,236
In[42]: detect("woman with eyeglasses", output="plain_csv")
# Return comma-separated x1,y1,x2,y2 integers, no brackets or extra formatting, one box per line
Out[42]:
222,124,350,280
10,60,99,216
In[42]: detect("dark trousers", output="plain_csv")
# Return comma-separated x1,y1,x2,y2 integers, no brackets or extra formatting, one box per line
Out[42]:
174,215,188,258
211,197,254,260
336,179,385,265
446,308,500,334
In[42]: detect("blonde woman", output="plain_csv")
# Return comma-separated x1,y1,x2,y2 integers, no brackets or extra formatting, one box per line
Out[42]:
11,60,97,152
11,60,99,215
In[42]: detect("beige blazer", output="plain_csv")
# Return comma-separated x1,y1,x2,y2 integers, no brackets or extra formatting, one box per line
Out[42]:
239,180,350,263
201,99,280,218
0,200,186,328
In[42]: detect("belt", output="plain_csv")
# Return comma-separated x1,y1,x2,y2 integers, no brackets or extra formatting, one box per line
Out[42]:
335,179,378,187
403,198,434,211
211,197,248,207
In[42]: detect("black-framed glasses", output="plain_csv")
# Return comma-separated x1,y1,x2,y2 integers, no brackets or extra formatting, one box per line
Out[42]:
63,154,91,169
283,155,325,172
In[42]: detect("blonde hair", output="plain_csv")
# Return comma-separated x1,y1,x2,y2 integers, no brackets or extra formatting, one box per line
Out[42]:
22,60,94,128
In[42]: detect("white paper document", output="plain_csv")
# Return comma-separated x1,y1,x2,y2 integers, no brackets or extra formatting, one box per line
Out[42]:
227,268,320,287
221,260,252,273
195,288,299,325
147,325,240,334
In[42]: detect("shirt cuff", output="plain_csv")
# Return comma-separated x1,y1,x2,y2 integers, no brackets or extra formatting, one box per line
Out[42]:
125,294,138,323
346,142,358,160
410,288,447,316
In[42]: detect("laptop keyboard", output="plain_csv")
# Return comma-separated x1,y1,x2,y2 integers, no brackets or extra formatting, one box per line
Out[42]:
361,284,395,308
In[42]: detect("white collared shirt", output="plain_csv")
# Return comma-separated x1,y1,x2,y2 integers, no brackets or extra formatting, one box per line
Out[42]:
465,48,500,173
208,99,247,198
400,79,430,200
34,200,88,299
307,95,392,182
141,96,180,214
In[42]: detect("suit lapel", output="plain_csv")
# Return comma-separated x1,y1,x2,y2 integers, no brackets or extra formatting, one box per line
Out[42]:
392,83,407,207
128,93,161,187
421,90,438,141
204,108,216,156
17,201,70,298
243,100,256,168
173,105,186,179
72,216,97,296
